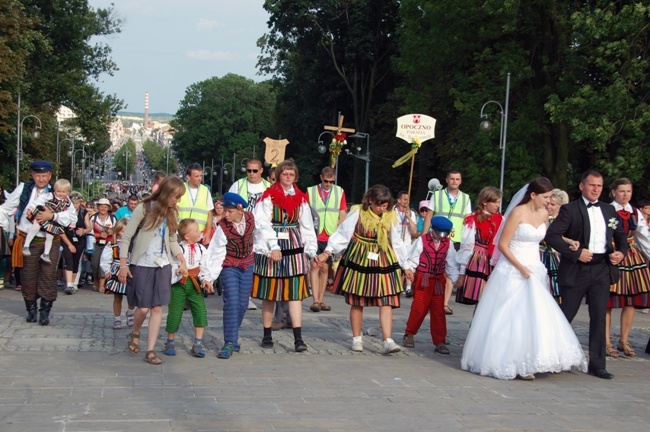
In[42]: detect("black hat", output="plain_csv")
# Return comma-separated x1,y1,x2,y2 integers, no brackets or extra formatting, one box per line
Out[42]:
222,192,248,209
29,160,53,173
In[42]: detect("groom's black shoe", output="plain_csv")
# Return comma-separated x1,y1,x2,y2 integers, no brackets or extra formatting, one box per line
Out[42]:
588,367,614,379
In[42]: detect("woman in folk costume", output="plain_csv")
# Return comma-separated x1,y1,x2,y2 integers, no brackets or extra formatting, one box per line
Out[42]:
201,193,256,359
539,189,570,303
605,178,650,358
252,160,318,353
315,185,409,354
455,187,503,305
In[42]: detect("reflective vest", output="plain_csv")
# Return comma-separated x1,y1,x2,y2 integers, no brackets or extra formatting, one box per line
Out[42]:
178,183,211,231
308,184,342,236
432,189,470,243
235,178,270,210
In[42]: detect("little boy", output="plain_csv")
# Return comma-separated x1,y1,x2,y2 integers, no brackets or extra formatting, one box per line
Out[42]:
403,216,459,354
23,179,72,263
164,218,212,358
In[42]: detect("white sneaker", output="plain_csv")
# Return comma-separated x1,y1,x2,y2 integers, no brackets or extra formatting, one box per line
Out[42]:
382,338,401,355
351,336,363,352
22,247,31,256
40,254,51,263
247,298,257,310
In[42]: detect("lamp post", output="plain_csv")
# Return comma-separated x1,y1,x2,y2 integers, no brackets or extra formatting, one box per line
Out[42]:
60,136,80,185
166,142,171,175
345,132,371,193
317,131,337,184
203,166,216,192
124,148,129,182
479,72,511,206
219,155,234,196
84,155,97,198
68,147,86,192
16,109,43,186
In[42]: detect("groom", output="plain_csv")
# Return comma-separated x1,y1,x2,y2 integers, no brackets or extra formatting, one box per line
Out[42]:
545,170,627,379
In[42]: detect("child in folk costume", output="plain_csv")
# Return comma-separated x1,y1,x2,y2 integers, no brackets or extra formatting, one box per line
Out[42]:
100,218,135,329
201,193,256,359
23,179,73,263
314,185,409,354
455,187,503,305
164,218,212,358
403,216,459,354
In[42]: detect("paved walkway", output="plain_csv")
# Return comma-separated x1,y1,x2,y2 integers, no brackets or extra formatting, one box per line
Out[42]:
1,285,649,431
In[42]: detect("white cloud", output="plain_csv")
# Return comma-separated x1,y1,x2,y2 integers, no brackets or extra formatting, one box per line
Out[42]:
186,49,236,61
196,18,217,32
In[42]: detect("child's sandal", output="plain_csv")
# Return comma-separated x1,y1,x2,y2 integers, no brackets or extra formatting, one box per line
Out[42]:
143,350,163,364
127,332,140,354
163,341,176,356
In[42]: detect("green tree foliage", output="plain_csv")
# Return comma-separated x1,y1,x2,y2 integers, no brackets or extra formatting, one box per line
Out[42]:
170,73,275,167
113,139,135,182
396,0,650,200
0,0,123,187
258,0,402,201
143,139,177,174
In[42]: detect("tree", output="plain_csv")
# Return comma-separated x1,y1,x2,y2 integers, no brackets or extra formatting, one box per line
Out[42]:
113,139,135,182
170,74,276,168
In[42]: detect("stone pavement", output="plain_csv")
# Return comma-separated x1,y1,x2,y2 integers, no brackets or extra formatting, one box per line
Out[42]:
0,285,649,432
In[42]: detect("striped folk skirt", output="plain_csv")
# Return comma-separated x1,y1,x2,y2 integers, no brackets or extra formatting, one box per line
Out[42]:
333,233,403,308
252,224,310,302
456,243,491,305
540,247,561,302
105,261,128,295
608,241,650,308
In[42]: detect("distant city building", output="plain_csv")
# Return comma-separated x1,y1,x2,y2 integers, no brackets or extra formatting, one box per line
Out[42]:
56,105,76,123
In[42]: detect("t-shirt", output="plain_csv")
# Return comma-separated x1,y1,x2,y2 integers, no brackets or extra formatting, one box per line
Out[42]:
114,206,133,220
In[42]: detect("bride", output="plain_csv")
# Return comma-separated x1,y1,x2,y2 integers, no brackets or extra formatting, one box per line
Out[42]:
460,177,587,380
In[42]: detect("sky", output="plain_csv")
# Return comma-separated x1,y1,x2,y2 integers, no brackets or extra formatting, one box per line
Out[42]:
88,0,270,114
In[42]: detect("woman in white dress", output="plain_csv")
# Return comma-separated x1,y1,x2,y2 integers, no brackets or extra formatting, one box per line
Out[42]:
461,178,587,380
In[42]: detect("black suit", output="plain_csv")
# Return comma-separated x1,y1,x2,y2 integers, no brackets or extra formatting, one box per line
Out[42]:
545,198,628,370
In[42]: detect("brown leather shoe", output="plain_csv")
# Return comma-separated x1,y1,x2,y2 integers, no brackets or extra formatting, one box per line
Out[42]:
403,334,415,348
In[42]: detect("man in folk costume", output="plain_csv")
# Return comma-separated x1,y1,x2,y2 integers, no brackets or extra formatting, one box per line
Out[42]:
307,166,347,312
201,193,256,359
403,216,458,354
3,161,77,324
178,163,213,233
422,171,471,315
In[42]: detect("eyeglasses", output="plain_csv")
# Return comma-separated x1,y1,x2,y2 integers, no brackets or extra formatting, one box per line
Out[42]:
247,169,259,173
322,179,335,184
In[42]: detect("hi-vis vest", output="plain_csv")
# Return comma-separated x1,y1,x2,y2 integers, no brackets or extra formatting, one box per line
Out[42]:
308,184,343,236
235,178,270,210
178,183,211,231
432,189,470,243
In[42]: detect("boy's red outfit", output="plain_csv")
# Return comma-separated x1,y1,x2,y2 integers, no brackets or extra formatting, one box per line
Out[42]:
404,232,459,345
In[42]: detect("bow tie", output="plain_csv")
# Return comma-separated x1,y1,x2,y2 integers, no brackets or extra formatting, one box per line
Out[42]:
587,201,600,208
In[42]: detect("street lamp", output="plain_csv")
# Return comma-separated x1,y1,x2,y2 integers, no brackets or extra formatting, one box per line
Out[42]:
60,136,80,185
345,132,371,193
219,154,234,196
240,158,250,173
479,72,511,205
16,111,43,186
67,142,86,190
84,155,97,198
317,131,337,183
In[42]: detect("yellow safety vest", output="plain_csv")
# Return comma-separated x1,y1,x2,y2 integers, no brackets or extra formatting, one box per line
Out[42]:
432,189,470,243
178,183,211,231
308,184,343,236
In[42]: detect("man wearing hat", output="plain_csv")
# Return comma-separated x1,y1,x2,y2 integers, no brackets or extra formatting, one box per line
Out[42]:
2,161,77,324
402,216,459,354
200,192,256,359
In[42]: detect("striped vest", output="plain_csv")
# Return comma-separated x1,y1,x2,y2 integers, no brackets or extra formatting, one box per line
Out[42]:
416,233,450,276
178,183,211,231
218,211,255,266
432,189,470,243
308,184,342,236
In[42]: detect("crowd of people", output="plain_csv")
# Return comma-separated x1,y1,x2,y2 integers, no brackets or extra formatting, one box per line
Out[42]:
1,156,649,380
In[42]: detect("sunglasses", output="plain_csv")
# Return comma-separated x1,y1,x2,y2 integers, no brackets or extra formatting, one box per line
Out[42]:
322,179,335,184
247,169,259,173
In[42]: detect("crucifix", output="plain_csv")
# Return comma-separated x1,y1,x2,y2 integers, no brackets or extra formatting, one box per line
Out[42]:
323,112,355,169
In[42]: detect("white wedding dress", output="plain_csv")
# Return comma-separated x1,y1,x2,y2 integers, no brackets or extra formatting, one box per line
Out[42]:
460,223,588,379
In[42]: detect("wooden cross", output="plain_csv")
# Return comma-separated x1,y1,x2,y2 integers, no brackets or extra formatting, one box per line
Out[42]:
324,113,355,135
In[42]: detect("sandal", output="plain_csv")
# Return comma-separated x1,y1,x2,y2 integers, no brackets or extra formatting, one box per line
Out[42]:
444,306,453,315
435,343,450,355
163,341,176,356
309,302,321,312
143,350,163,365
617,341,636,357
606,345,620,358
126,309,134,327
319,302,331,311
127,332,140,354
217,343,234,359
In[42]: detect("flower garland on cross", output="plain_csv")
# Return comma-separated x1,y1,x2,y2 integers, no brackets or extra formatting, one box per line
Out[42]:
323,113,355,168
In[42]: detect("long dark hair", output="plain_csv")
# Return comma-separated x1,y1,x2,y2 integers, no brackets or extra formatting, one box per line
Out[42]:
518,177,553,206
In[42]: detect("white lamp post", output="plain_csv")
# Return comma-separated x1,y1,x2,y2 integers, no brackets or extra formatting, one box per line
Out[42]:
16,107,43,186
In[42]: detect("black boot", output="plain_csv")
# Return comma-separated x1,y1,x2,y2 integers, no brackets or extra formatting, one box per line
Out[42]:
24,299,38,323
38,299,53,326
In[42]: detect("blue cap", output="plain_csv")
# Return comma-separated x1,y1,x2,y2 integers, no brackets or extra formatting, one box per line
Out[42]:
29,160,53,173
222,192,248,209
431,216,453,235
